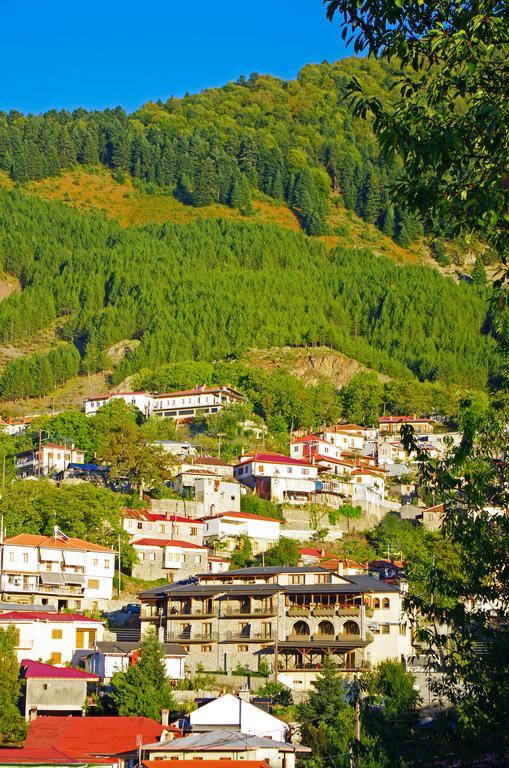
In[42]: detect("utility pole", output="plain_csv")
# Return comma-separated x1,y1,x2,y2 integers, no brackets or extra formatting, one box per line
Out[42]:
2,454,5,492
117,534,122,598
38,429,42,479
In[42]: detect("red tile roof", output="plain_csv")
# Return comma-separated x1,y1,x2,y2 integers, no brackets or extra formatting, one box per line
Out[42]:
290,434,325,444
378,416,433,424
4,534,112,553
156,386,243,399
0,612,101,624
20,659,99,681
235,452,314,468
351,468,385,479
133,539,207,549
1,716,171,762
86,391,147,401
123,509,204,524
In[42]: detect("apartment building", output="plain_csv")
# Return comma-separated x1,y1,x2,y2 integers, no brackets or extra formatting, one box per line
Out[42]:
174,474,241,516
15,443,85,479
234,453,318,503
378,415,435,435
0,532,115,610
0,611,104,664
139,566,411,691
151,386,245,420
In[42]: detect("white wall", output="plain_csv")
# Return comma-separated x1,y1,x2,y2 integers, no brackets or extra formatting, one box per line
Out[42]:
1,618,104,664
189,694,287,741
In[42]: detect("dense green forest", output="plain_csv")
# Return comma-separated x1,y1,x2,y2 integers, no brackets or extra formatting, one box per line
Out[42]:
0,58,424,239
0,188,497,402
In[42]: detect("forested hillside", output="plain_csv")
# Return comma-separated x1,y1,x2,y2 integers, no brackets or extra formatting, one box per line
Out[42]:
0,188,497,402
0,58,424,241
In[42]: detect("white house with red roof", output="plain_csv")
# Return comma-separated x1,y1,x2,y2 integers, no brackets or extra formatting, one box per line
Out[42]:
0,531,115,610
0,611,104,665
15,443,85,479
123,509,204,545
378,415,436,435
20,659,99,719
132,539,209,581
290,435,344,462
351,468,386,500
203,511,281,555
319,426,365,451
234,453,318,503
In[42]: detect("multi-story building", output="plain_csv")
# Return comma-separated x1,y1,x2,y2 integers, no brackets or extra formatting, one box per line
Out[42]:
84,640,186,682
174,474,241,516
179,457,235,479
123,509,204,545
203,511,281,555
15,443,85,479
84,391,153,417
0,610,104,664
378,415,435,435
139,565,411,691
20,659,99,719
132,539,209,581
234,453,318,503
0,532,115,610
290,435,345,462
84,387,245,421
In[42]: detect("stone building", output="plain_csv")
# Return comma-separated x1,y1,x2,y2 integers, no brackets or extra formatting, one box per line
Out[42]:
139,566,411,691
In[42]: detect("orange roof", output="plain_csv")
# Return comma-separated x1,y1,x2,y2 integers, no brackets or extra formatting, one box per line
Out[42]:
133,539,207,549
4,534,113,553
203,511,282,524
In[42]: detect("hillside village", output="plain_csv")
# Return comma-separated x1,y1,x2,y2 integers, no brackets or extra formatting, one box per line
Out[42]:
0,381,465,764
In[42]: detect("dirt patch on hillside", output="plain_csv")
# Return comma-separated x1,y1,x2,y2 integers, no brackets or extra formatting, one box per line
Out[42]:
242,346,390,388
0,274,21,301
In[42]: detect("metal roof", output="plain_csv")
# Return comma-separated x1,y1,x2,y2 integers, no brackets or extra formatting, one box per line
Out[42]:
144,729,310,753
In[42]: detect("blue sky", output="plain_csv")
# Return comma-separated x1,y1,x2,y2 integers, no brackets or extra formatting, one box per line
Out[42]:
2,0,350,114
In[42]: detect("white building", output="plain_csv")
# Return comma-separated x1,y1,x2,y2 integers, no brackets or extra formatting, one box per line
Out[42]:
186,692,288,741
203,511,281,555
15,443,85,479
319,426,365,452
151,386,245,421
0,610,104,665
179,457,235,479
290,435,344,462
132,539,209,581
378,440,409,467
85,640,186,682
174,473,241,516
0,532,115,610
123,509,204,545
84,391,153,417
234,453,318,503
351,468,386,499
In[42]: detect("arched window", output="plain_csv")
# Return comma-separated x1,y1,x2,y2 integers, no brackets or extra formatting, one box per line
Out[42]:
383,598,390,609
292,620,310,637
343,620,360,636
316,620,335,637
373,598,380,609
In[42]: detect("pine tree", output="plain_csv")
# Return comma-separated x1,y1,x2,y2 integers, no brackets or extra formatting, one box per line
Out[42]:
192,158,216,206
0,626,27,745
382,205,395,237
110,629,178,720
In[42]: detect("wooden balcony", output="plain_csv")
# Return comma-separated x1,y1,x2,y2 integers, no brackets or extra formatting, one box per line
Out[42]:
165,632,218,642
223,631,274,642
222,606,276,618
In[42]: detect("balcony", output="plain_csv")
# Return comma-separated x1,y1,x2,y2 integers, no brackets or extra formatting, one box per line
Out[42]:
337,606,361,617
165,632,218,642
312,607,336,617
168,608,217,619
223,631,274,642
286,632,371,643
287,606,311,617
222,606,276,618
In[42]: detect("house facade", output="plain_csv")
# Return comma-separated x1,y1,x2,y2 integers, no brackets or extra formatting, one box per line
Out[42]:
0,532,115,610
234,454,318,503
139,566,412,691
378,416,435,435
19,659,99,719
84,391,153,417
15,444,85,479
132,539,209,581
203,512,281,555
151,387,245,421
123,509,204,545
0,611,104,665
175,474,241,516
84,640,186,682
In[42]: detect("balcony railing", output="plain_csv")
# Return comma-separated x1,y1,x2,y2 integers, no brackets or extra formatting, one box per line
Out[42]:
223,631,274,642
286,605,362,617
286,632,370,643
3,583,84,596
165,632,218,642
168,609,217,618
222,606,276,617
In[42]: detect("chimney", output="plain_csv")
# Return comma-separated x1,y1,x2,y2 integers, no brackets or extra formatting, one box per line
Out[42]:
238,687,250,703
29,706,38,722
161,709,170,727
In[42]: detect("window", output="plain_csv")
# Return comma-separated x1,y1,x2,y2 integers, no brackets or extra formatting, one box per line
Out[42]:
258,465,264,473
137,522,143,530
104,559,110,569
93,558,98,567
49,652,62,664
8,552,13,562
194,555,202,565
399,623,407,636
290,575,305,585
238,645,248,652
23,553,29,563
201,645,212,652
139,553,145,561
382,598,390,609
381,624,390,635
261,622,272,638
302,469,309,475
159,525,165,533
191,528,198,536
287,467,293,474
87,579,99,590
316,574,329,583
373,598,380,609
51,629,63,639
148,553,156,561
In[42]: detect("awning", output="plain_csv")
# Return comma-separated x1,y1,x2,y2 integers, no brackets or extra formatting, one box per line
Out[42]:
64,573,85,585
40,572,65,585
39,548,62,562
63,551,86,566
